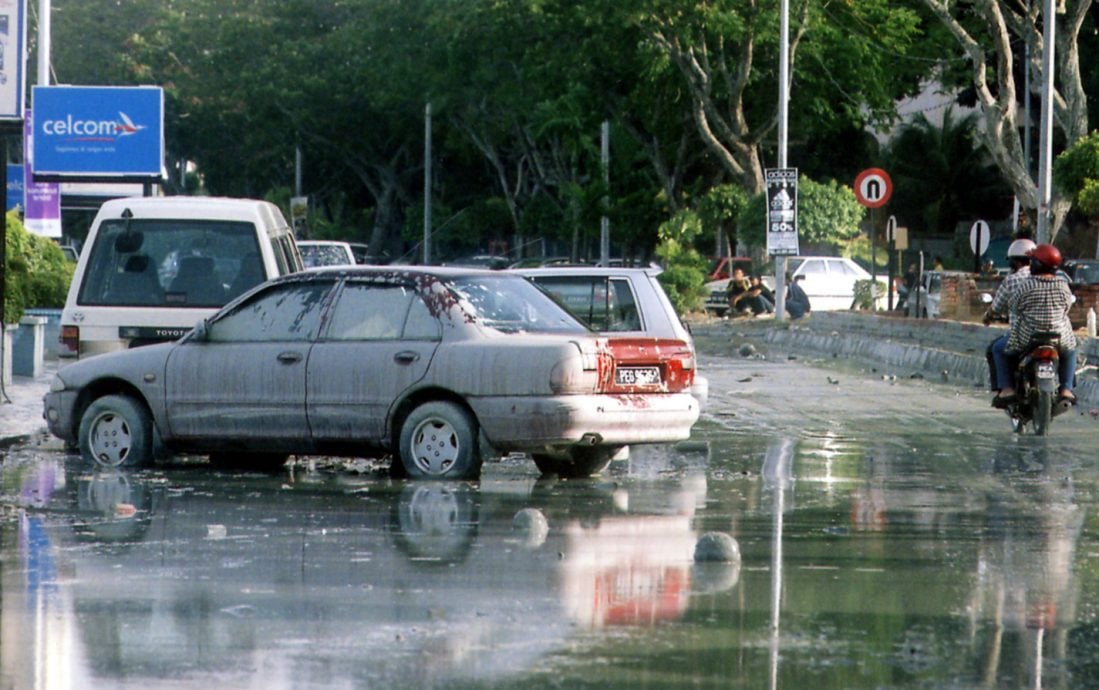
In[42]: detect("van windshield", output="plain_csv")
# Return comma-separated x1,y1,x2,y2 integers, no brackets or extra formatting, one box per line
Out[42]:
78,219,266,308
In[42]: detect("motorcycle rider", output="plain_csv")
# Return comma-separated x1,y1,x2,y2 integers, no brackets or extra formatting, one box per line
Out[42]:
989,243,1077,407
984,238,1036,393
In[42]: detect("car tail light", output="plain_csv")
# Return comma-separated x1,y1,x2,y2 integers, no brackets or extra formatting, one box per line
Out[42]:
602,338,695,394
59,325,79,357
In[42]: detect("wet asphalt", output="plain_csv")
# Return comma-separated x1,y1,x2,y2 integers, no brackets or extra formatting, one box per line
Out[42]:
2,336,1099,688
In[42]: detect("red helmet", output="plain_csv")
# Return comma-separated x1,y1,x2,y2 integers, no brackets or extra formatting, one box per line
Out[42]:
1028,243,1062,274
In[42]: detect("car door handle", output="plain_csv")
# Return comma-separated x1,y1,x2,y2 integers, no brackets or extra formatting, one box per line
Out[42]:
277,351,303,364
394,351,420,365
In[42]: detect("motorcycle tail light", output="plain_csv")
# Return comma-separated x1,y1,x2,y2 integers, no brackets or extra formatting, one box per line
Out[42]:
1032,346,1059,363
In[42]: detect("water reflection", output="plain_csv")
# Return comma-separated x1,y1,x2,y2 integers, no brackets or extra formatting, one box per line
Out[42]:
0,458,721,688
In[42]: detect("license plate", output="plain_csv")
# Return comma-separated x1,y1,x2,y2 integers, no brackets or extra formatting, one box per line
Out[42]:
615,366,661,386
1037,362,1056,379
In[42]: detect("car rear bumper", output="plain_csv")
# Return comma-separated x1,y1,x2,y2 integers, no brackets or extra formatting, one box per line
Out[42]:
471,392,700,451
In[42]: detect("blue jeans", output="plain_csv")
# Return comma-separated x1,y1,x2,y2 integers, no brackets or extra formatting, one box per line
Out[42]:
992,334,1077,393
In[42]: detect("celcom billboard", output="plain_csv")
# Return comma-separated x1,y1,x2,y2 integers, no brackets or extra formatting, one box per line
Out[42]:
31,86,164,180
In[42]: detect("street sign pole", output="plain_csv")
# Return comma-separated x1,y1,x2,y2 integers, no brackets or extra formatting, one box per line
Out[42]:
886,216,896,311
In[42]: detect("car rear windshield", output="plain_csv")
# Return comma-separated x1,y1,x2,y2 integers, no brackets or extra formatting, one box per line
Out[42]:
78,219,265,308
449,275,590,335
300,243,353,267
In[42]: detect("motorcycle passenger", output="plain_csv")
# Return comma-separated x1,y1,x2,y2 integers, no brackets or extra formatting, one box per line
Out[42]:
990,243,1077,407
984,238,1036,392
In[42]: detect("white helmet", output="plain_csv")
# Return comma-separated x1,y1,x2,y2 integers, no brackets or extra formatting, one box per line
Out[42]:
1007,238,1037,259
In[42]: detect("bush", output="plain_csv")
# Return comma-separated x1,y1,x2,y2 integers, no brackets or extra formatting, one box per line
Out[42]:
654,209,709,314
3,210,74,323
853,278,888,310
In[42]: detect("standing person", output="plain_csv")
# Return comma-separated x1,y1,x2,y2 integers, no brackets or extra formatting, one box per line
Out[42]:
786,274,811,319
990,244,1077,407
933,256,945,271
983,238,1035,390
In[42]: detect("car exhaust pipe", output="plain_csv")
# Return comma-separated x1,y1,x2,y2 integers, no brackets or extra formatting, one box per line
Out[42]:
579,433,602,446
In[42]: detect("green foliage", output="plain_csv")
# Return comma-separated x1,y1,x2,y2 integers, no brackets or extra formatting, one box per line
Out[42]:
737,176,864,251
853,279,888,310
4,212,74,324
654,209,709,313
1054,130,1099,215
1079,179,1099,218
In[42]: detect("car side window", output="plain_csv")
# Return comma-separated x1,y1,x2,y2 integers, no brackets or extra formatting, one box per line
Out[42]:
207,282,330,342
830,260,857,276
608,278,641,331
325,283,439,341
800,260,826,274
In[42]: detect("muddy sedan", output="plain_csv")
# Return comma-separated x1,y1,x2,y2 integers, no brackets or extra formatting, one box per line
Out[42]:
43,266,699,479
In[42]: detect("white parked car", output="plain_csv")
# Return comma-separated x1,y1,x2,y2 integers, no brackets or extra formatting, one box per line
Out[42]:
297,240,356,268
514,266,708,409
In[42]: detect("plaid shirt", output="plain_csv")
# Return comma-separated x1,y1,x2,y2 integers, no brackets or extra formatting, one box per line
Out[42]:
1006,274,1076,354
989,266,1029,325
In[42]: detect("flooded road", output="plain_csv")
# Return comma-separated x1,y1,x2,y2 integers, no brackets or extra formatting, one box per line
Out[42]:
2,344,1098,688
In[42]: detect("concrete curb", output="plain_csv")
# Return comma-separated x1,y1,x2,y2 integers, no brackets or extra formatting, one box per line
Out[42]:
692,311,1098,408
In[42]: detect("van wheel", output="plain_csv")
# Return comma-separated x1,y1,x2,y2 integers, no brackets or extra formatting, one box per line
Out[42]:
79,395,153,469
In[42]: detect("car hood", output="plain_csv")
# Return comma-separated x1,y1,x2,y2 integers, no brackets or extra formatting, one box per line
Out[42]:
56,342,175,388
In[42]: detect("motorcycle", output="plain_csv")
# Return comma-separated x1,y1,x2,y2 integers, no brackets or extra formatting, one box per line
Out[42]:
1001,333,1072,436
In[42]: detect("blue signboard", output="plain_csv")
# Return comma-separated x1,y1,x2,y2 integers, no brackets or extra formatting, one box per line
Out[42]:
31,86,164,179
6,163,23,211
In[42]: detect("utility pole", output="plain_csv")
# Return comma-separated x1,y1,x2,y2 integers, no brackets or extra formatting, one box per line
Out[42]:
423,102,432,265
1035,0,1056,244
600,121,610,266
773,0,790,322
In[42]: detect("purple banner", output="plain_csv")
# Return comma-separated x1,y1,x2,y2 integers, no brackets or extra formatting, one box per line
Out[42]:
23,110,60,237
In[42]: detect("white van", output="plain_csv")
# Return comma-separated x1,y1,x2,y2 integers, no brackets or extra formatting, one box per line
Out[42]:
60,197,303,359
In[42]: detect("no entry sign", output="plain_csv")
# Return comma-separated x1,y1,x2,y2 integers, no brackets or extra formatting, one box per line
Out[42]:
854,168,893,208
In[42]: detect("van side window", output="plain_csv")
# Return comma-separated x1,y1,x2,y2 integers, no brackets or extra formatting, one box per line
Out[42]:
77,219,263,308
270,236,291,275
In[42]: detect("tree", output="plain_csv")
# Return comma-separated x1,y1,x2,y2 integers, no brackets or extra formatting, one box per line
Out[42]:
637,0,926,196
884,108,1013,236
921,0,1094,239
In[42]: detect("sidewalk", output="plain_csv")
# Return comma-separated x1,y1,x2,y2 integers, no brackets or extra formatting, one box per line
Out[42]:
0,359,57,447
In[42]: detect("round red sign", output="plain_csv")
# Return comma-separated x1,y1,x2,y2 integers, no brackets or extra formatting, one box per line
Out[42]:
854,168,893,208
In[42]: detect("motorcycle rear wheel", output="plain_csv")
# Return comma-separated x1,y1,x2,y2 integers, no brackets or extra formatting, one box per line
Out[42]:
1033,390,1053,436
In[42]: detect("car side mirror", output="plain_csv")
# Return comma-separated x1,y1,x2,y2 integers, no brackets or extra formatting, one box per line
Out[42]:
190,319,209,342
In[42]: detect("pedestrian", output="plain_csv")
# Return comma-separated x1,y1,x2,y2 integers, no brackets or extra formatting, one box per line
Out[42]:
786,274,811,319
725,267,754,317
933,256,945,271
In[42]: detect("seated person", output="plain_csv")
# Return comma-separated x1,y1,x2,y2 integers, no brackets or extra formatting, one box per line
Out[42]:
990,243,1077,407
983,238,1034,391
726,267,770,316
749,275,775,314
786,274,811,320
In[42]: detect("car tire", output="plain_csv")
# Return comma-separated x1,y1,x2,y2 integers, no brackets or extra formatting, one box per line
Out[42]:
532,446,619,478
78,394,154,469
397,402,483,480
209,452,289,472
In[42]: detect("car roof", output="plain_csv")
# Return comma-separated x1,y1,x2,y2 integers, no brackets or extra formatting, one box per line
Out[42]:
297,240,352,246
284,264,503,281
511,266,662,278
